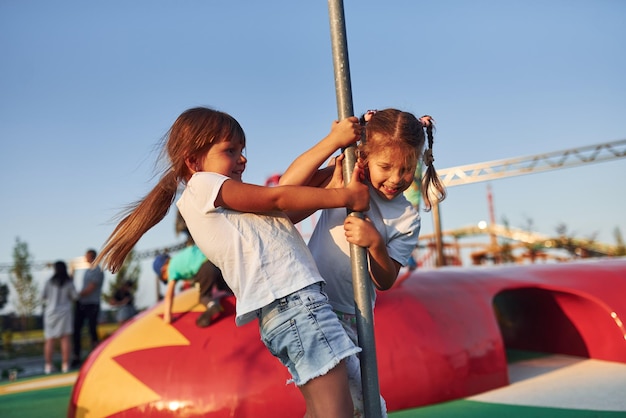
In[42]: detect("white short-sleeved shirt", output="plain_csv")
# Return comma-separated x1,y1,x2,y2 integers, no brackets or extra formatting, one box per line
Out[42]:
307,187,420,314
176,172,323,325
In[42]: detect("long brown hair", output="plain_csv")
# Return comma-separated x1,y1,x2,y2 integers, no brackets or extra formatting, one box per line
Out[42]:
96,107,246,272
359,108,446,211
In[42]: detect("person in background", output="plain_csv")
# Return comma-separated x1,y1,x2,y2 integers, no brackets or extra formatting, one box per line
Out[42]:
108,280,137,325
42,261,78,374
71,248,104,368
153,245,231,328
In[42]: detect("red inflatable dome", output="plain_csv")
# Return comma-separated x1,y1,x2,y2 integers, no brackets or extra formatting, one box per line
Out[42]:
68,258,626,417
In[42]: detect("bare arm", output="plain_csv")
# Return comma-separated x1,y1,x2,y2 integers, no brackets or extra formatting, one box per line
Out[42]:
284,156,345,224
79,282,97,298
344,216,401,290
216,164,369,214
79,269,103,298
279,117,361,187
163,280,176,324
279,117,361,224
368,245,402,290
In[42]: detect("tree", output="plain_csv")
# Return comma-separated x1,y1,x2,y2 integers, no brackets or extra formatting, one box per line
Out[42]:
102,250,140,306
9,238,39,329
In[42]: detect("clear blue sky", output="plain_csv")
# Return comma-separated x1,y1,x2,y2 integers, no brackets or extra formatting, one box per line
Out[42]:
1,0,624,312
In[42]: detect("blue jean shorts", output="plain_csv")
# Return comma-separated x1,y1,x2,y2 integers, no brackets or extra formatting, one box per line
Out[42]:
258,282,361,386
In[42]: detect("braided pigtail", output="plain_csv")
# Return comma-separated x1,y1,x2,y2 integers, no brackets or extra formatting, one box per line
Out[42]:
360,110,377,142
419,115,446,211
356,109,378,161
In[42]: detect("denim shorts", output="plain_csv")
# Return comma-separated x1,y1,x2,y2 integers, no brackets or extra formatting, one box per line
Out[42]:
258,282,361,386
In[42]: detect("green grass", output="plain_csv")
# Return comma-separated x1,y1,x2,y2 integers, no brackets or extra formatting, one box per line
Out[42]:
0,385,72,418
2,389,623,418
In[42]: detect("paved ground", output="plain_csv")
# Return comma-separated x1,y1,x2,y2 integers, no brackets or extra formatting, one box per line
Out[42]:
469,354,626,412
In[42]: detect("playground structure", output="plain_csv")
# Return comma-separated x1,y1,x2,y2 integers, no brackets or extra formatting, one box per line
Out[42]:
67,258,626,417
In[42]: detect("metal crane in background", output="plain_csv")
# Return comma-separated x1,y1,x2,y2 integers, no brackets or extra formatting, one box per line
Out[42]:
429,138,626,266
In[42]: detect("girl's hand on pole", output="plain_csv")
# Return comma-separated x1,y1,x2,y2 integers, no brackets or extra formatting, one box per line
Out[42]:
329,116,361,149
326,154,346,189
345,163,369,212
344,215,379,249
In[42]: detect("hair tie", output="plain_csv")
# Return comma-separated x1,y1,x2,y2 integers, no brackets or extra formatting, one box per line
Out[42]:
423,148,434,167
419,115,435,128
364,109,378,123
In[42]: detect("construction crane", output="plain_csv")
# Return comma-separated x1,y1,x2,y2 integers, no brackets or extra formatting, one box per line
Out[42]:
429,139,626,266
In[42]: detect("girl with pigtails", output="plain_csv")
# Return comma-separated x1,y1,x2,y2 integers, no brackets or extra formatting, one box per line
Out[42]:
280,108,446,417
96,106,372,417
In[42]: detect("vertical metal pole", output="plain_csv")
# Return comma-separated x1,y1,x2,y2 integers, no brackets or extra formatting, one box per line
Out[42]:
432,202,446,267
327,1,382,416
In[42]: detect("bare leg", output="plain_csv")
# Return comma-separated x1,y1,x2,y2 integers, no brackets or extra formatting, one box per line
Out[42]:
298,360,353,418
60,334,71,371
44,338,54,366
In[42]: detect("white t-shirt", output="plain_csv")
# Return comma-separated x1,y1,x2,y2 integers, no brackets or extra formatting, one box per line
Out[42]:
176,172,323,325
307,187,420,314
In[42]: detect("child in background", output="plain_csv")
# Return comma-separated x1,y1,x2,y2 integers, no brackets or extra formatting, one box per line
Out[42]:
153,245,231,327
96,106,370,417
108,280,137,325
280,108,447,417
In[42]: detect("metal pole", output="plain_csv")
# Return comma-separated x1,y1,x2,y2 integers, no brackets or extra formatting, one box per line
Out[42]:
432,202,446,267
327,1,382,416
